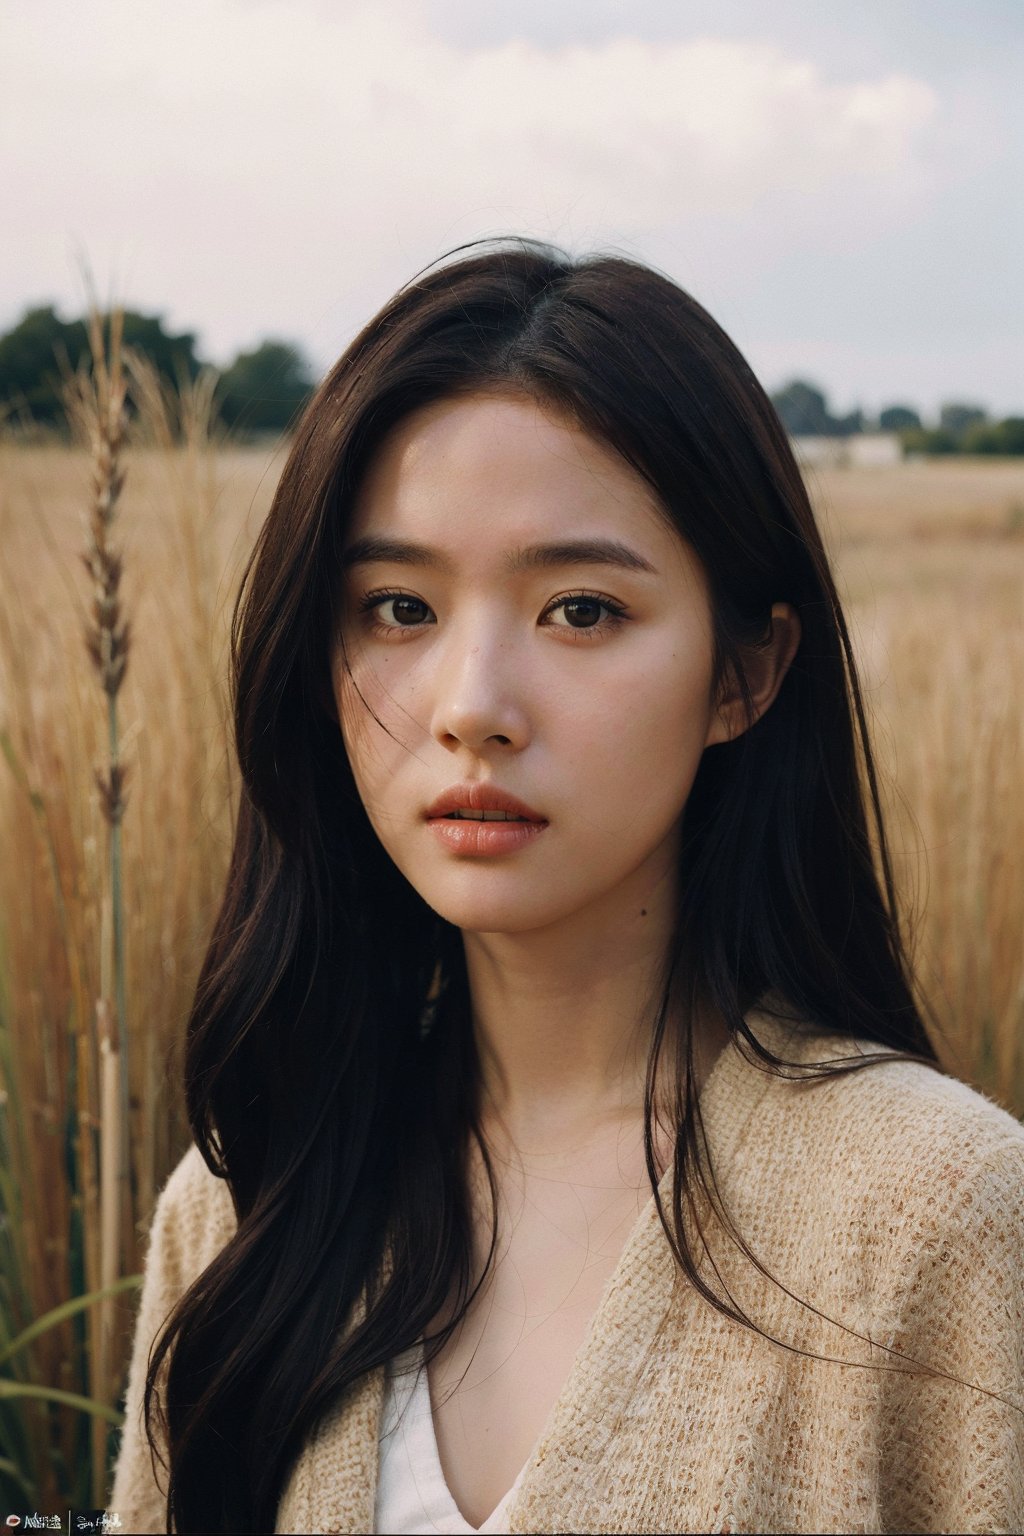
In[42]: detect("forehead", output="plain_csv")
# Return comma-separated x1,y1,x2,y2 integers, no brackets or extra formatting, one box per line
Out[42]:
345,392,682,561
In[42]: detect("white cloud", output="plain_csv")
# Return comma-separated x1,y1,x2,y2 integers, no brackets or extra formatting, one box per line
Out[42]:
4,0,940,367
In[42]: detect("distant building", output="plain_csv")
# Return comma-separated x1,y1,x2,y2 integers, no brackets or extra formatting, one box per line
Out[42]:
790,433,903,468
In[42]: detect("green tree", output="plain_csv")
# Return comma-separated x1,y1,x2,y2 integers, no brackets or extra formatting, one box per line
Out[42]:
0,305,201,425
770,380,831,436
771,380,867,437
962,417,1024,455
879,404,921,432
939,402,988,438
0,306,88,422
119,313,201,387
216,340,315,435
900,427,961,455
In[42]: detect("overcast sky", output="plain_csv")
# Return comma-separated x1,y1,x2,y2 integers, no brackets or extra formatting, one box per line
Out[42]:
5,0,1022,418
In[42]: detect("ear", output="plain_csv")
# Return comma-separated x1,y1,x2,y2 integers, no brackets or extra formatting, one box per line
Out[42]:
704,602,802,748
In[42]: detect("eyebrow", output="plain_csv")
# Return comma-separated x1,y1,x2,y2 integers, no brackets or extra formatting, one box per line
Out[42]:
340,535,658,577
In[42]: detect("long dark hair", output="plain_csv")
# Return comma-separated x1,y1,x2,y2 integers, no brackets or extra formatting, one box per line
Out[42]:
145,239,940,1532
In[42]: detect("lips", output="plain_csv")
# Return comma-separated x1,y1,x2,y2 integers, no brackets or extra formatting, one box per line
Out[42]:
425,781,549,860
424,782,547,822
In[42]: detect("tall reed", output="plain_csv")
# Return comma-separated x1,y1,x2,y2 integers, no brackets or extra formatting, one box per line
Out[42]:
0,353,269,1509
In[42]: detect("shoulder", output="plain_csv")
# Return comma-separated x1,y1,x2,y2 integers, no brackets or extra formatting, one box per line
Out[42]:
143,1141,238,1297
738,1008,1024,1165
157,1138,236,1217
708,1010,1024,1249
701,1013,1024,1368
791,1044,1024,1266
109,1148,238,1527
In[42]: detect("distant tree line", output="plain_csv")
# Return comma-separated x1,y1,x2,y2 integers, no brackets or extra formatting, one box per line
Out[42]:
770,379,1024,455
0,304,316,436
4,310,1020,455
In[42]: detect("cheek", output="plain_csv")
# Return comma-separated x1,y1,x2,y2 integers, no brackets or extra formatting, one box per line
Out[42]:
643,650,714,753
331,652,396,797
572,639,715,790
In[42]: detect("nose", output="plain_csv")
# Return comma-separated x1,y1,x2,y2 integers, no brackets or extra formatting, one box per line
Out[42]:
428,623,529,753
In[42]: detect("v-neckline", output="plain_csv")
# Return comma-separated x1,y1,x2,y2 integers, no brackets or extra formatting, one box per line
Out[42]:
424,1017,779,1530
283,1009,800,1535
422,1124,679,1528
380,1341,528,1532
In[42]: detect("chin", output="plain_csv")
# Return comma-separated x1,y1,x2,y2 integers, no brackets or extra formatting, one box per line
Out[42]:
430,905,563,937
419,884,574,937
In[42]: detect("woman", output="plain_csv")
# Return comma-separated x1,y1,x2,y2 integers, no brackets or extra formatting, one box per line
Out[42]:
110,241,1024,1534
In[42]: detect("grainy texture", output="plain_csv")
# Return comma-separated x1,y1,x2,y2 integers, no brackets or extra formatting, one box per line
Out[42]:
108,1011,1024,1535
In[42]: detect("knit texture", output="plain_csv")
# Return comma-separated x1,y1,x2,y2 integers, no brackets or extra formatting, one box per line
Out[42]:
108,1012,1024,1534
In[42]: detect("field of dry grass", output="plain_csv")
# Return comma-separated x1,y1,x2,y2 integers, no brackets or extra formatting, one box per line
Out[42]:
811,458,1024,1098
0,423,283,1507
0,426,1022,1508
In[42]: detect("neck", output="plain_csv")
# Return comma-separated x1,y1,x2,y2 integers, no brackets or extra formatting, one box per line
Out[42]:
458,863,725,1152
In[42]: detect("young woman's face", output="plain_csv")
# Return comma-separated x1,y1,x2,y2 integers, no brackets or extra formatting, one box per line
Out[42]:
333,392,729,937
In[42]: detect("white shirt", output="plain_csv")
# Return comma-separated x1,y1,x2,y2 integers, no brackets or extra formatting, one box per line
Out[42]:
373,1345,528,1535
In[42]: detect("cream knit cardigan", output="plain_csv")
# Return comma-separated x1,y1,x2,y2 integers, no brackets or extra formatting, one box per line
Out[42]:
109,1013,1024,1534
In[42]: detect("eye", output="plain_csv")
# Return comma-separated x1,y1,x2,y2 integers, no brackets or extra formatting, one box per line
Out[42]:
540,592,629,640
358,591,434,633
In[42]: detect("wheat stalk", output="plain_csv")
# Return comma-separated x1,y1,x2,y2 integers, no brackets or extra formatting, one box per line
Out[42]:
65,309,133,1485
75,309,131,1111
